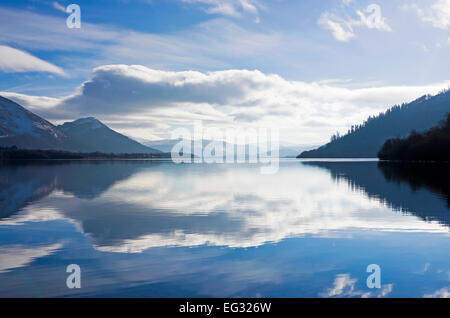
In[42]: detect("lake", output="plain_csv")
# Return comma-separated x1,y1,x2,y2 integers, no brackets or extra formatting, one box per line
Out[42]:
0,159,449,297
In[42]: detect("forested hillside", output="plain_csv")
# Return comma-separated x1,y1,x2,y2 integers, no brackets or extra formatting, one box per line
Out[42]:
378,114,450,161
298,89,450,158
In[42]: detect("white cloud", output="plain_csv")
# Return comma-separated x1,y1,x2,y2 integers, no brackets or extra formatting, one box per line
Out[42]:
52,1,66,13
424,287,450,298
181,0,260,18
325,274,360,297
3,64,450,143
356,5,392,32
413,0,450,29
342,0,354,6
319,13,356,42
107,18,282,72
319,4,391,42
321,274,393,298
0,243,62,273
0,7,120,53
0,45,65,75
378,284,394,297
0,7,283,73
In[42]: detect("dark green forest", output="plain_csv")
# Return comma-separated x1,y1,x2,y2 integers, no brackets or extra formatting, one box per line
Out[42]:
378,114,450,161
0,146,171,160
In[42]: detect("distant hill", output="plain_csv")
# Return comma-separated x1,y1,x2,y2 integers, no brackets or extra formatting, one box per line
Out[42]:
304,161,450,225
378,114,450,161
143,138,317,158
59,117,160,154
0,96,160,154
298,89,450,158
142,138,188,153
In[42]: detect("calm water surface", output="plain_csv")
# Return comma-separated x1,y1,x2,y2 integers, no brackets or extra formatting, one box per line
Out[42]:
0,160,449,297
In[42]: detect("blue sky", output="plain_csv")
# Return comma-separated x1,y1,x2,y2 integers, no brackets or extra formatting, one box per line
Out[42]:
1,0,450,143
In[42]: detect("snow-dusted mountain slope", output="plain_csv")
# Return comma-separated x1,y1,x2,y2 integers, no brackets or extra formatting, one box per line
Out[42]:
0,96,68,150
0,96,160,154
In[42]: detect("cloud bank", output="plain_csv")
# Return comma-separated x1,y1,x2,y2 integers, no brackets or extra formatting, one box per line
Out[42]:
4,64,447,143
2,64,449,143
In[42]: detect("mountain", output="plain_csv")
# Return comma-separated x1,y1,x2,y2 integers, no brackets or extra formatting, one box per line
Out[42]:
142,139,185,153
298,89,450,158
58,117,160,154
0,96,68,150
0,161,144,218
0,96,160,154
278,143,318,158
143,138,239,155
378,114,450,161
143,138,318,158
304,161,450,226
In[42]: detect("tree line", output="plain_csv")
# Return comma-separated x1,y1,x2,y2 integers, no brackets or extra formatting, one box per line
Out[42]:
0,146,171,160
378,114,450,161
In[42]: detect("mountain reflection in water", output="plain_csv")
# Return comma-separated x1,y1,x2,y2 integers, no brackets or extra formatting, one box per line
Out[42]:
1,160,450,297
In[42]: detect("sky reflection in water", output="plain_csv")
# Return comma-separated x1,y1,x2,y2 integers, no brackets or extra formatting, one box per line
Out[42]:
0,160,449,298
